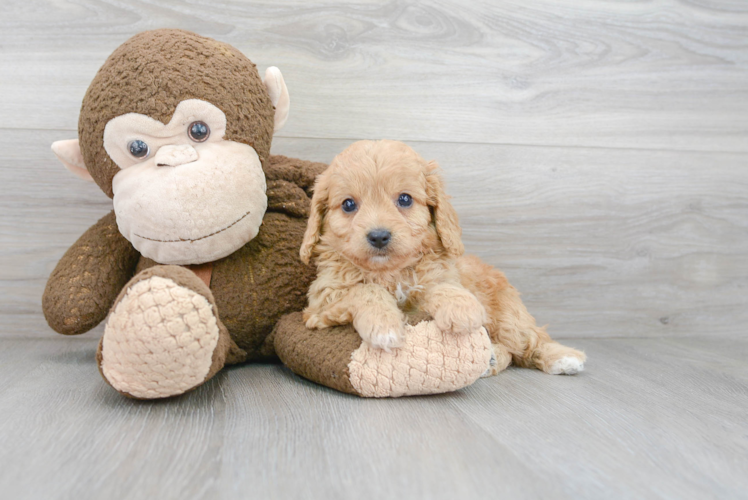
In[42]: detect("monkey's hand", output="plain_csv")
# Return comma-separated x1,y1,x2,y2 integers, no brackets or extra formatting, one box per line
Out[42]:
42,211,140,335
265,156,328,197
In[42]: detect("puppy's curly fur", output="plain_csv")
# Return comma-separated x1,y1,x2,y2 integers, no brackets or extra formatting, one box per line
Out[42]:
301,140,586,375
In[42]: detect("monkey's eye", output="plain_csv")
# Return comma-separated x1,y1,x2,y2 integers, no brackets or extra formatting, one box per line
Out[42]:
128,140,149,159
397,193,413,208
188,121,210,142
342,198,358,213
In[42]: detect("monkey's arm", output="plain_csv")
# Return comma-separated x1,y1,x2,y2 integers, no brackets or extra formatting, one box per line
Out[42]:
43,211,140,335
265,155,328,194
264,155,328,218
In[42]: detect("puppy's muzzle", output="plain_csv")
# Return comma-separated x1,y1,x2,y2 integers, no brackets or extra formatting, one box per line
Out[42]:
367,229,391,249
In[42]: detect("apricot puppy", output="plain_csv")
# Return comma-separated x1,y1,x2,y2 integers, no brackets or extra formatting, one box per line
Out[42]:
300,140,586,375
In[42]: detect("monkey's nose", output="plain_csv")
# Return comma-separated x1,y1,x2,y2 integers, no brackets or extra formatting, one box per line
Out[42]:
154,144,199,167
367,229,391,249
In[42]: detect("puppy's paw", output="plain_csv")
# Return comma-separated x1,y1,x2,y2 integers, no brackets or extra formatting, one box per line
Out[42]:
535,343,587,375
433,290,486,335
548,356,585,375
354,309,405,353
303,313,327,329
369,329,404,352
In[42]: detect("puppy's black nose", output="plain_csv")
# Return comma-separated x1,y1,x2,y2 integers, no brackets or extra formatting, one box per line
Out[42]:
367,229,391,249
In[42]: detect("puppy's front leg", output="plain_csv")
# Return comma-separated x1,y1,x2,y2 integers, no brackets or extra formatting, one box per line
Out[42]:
351,284,406,352
305,283,405,352
422,283,487,335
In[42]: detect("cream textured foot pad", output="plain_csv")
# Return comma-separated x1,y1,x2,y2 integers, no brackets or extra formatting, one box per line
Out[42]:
101,276,220,399
348,322,492,398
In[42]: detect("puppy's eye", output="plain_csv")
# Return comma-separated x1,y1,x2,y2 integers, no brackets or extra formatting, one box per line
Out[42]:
397,193,413,208
342,198,358,213
188,121,210,142
128,140,149,159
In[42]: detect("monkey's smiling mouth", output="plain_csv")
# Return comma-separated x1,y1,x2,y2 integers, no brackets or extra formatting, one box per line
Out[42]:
134,210,252,243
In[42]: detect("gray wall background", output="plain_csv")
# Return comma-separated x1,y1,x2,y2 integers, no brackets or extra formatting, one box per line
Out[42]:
2,0,746,340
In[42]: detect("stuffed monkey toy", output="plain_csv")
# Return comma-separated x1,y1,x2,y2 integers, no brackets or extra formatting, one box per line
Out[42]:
44,29,491,399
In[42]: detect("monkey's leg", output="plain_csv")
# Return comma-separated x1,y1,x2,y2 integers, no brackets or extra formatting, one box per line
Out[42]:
458,255,586,375
97,265,243,399
273,312,492,397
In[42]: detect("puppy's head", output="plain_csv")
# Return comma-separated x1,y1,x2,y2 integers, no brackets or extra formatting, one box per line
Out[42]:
300,140,463,272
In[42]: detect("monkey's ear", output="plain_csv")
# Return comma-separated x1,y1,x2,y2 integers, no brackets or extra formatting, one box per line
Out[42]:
51,139,94,182
263,67,290,132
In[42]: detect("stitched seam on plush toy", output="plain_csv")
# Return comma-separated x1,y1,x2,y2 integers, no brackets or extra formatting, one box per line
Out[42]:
134,209,252,243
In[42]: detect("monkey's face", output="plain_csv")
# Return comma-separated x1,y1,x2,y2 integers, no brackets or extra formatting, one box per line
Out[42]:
104,99,267,265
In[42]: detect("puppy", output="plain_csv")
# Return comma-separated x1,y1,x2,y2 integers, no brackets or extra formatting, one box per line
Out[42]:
300,140,586,375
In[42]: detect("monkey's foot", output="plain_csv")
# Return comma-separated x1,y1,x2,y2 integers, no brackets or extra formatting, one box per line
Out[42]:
99,275,224,399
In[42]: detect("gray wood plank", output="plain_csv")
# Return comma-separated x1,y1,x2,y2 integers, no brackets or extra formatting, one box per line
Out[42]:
1,0,747,151
216,365,557,500
5,131,746,339
0,339,228,500
450,337,748,499
0,339,556,500
0,337,746,499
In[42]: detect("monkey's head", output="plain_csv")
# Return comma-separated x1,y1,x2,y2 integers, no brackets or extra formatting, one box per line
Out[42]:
51,29,290,265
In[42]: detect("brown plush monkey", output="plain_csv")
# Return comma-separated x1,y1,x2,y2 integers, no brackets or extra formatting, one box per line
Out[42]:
44,29,330,398
44,29,491,399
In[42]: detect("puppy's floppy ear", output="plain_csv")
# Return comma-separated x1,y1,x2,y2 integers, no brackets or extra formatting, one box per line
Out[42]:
425,161,464,258
300,170,330,265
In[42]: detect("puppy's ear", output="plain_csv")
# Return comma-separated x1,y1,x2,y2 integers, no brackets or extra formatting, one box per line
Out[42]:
425,161,464,258
300,171,329,265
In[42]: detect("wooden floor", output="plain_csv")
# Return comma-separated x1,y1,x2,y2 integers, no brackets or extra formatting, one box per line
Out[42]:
1,335,747,499
1,1,747,499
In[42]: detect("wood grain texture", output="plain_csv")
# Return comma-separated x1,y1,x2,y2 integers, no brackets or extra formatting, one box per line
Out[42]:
0,0,747,151
450,336,748,499
4,132,746,339
0,1,746,498
0,337,746,499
